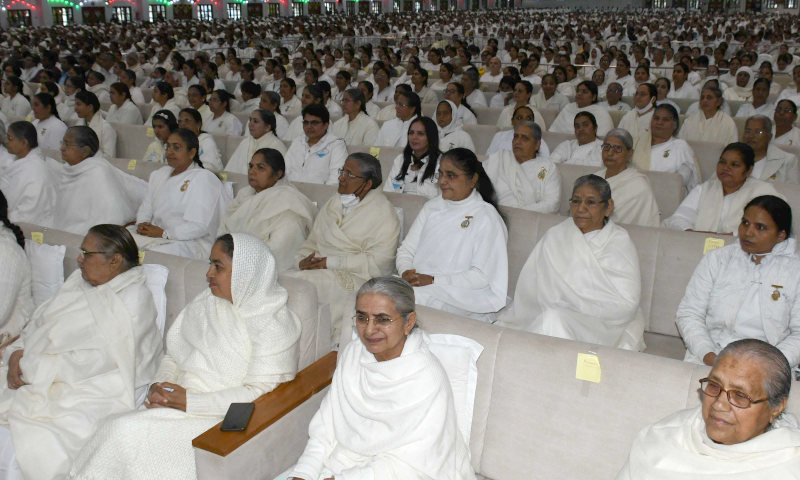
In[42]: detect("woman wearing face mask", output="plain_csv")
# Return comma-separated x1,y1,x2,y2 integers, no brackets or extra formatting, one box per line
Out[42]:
226,109,286,175
619,83,657,145
385,117,442,198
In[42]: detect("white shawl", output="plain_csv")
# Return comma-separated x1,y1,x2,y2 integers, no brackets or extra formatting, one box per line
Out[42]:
617,407,800,480
70,234,301,480
225,132,287,175
598,166,660,227
500,218,645,350
0,226,32,339
219,182,316,271
52,155,147,235
289,329,475,480
0,267,162,480
548,102,615,137
678,110,739,146
695,177,781,233
0,148,57,227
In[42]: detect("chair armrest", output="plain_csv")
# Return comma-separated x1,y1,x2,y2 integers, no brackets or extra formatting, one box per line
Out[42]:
192,351,337,456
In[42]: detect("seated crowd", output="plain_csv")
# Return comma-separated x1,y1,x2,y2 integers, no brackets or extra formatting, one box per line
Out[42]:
1,7,800,479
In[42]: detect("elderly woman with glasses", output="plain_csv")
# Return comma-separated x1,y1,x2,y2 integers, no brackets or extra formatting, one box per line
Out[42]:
51,126,146,235
500,175,645,351
618,339,800,479
286,276,475,480
595,128,660,227
0,225,162,480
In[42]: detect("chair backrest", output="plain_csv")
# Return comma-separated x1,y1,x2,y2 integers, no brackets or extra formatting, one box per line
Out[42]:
686,139,725,181
462,124,501,155
609,109,626,127
111,122,152,160
472,107,504,125
539,107,559,128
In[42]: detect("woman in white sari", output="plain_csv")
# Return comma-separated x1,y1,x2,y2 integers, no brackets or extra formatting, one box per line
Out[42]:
549,80,614,137
219,148,316,271
177,108,224,172
384,116,441,198
141,110,177,164
773,100,800,147
618,83,657,146
131,128,231,259
723,67,756,103
0,191,32,339
52,126,145,235
532,74,570,112
329,88,379,147
499,174,645,351
30,92,67,152
75,90,117,161
549,111,605,167
106,83,143,125
632,103,701,192
596,128,660,227
57,76,82,126
618,339,800,479
287,276,475,480
436,100,475,152
664,143,780,234
72,233,302,480
226,109,287,174
679,86,739,146
496,80,546,131
397,148,508,323
0,225,163,480
0,121,57,226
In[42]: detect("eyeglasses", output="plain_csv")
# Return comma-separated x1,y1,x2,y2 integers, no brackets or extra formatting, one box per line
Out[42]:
60,140,79,148
434,170,469,181
79,248,107,258
353,313,396,327
444,88,458,95
699,378,769,409
396,102,410,108
743,128,767,136
775,107,795,114
302,120,323,126
569,197,606,207
338,168,364,180
601,143,625,153
606,88,622,93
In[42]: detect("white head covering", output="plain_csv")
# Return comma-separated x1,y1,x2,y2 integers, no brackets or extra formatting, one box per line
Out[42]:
436,99,463,137
728,66,755,97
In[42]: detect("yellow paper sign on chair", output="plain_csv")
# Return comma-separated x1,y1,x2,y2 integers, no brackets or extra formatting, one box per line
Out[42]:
703,237,725,255
31,232,44,245
576,353,601,383
370,147,381,158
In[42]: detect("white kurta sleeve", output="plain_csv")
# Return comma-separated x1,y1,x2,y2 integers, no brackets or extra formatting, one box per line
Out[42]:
154,353,180,383
226,116,243,136
662,184,701,231
776,291,800,367
676,250,723,360
102,122,117,159
199,135,224,172
549,141,571,164
325,139,348,185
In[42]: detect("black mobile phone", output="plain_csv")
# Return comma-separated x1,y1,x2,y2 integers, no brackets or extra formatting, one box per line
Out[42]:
220,402,255,432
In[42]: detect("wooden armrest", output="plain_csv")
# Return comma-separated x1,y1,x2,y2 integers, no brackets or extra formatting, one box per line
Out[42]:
192,351,338,456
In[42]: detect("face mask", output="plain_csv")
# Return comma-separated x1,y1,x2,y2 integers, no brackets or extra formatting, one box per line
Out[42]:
636,103,653,115
340,193,360,209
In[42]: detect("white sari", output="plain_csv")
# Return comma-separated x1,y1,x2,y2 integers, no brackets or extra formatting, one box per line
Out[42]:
225,132,287,175
500,218,645,351
219,181,317,271
617,407,800,480
288,329,475,480
0,267,162,480
72,234,302,480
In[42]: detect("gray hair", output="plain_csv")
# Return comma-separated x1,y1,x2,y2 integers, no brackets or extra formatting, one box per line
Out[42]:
87,224,139,271
605,128,634,150
746,115,773,135
67,126,100,158
717,339,791,409
347,152,382,189
573,174,612,204
514,121,542,141
357,276,416,323
463,68,480,85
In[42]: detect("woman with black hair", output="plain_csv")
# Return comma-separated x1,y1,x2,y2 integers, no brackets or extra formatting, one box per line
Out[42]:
75,90,117,160
396,147,508,323
0,121,56,226
375,91,421,148
385,116,442,198
677,195,800,367
204,89,243,136
330,87,379,146
0,189,32,339
131,128,231,259
31,92,67,151
279,78,301,117
178,108,224,172
0,76,30,119
106,82,143,125
142,109,178,164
